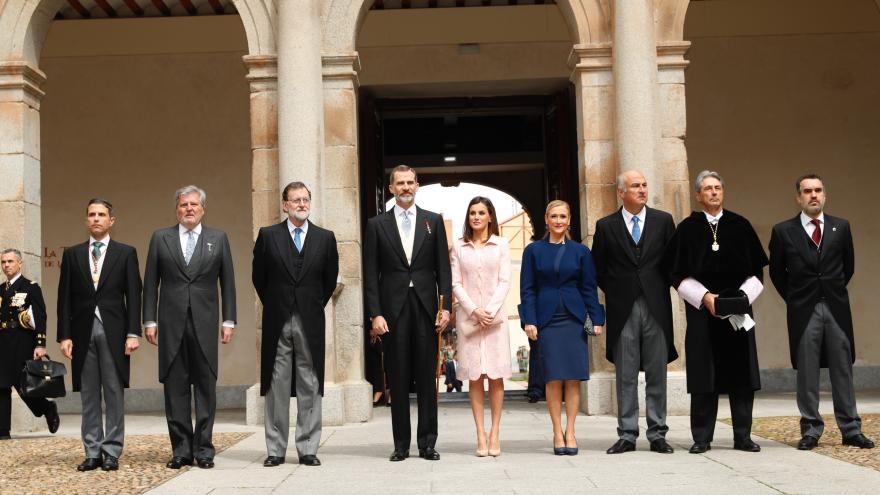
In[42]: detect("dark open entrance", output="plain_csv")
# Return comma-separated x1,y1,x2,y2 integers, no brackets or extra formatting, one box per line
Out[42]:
359,91,580,239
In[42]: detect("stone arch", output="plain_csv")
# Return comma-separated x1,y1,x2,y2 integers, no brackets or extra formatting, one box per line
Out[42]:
321,0,613,55
655,0,691,43
0,0,276,63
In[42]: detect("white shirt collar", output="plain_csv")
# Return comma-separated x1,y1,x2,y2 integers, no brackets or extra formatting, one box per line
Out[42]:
287,218,309,234
622,206,646,225
179,223,203,235
90,235,111,246
800,211,824,227
393,204,417,218
703,209,724,224
6,273,22,285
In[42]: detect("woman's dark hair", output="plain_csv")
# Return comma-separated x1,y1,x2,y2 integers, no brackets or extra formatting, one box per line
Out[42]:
462,196,500,242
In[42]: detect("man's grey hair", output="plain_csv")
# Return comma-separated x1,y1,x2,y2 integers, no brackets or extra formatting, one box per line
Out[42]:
1,248,23,261
174,185,207,207
694,170,724,192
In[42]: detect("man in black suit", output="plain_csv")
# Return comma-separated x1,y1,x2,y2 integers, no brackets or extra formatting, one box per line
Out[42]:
592,170,677,455
253,181,338,468
444,352,462,393
0,248,59,440
769,174,874,450
143,185,237,469
57,199,142,471
364,164,452,462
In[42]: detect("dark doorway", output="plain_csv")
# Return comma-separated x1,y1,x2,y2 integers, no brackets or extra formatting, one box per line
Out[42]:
358,91,579,240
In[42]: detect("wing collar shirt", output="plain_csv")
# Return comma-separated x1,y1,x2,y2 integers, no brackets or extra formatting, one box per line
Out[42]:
287,217,309,246
89,235,109,321
393,204,417,287
801,211,825,245
621,206,646,236
675,209,763,327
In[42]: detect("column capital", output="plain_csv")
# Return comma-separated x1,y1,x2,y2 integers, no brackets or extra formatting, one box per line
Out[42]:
322,53,360,86
657,41,691,71
568,43,613,73
242,54,278,92
0,61,47,109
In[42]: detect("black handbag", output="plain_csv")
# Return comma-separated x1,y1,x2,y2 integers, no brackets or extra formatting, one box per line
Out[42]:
714,289,750,317
19,355,67,399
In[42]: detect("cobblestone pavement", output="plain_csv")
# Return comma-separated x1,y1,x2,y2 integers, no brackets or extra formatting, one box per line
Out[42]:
0,432,251,495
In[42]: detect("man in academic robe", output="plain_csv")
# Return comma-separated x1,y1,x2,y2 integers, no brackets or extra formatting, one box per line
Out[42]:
768,174,874,450
143,185,236,470
664,170,767,454
0,248,59,441
593,170,677,455
253,181,339,467
364,164,452,462
57,199,142,471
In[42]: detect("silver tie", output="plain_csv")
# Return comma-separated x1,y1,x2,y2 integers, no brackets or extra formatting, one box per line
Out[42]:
401,211,412,238
184,230,195,265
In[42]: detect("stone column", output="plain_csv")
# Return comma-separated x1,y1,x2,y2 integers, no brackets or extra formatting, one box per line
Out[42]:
0,60,47,433
242,54,278,426
322,53,372,424
657,41,692,414
568,44,616,414
612,0,662,206
277,0,324,221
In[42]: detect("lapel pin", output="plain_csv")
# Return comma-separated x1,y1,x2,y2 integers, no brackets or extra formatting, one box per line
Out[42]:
425,220,432,235
207,242,214,253
832,227,837,232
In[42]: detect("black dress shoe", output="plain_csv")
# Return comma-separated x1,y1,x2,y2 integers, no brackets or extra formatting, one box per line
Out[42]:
196,458,215,469
606,439,636,454
650,439,674,454
842,433,875,449
101,456,119,471
45,402,60,434
733,439,761,452
263,456,285,467
389,450,409,462
527,396,540,404
797,435,819,450
418,447,440,460
0,433,10,440
299,455,321,466
689,442,711,454
166,456,193,469
77,458,103,471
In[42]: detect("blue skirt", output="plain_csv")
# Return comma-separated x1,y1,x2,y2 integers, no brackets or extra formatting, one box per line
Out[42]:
539,307,589,382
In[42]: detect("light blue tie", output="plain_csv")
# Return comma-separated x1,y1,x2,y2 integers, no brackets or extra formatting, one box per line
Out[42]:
91,241,104,260
184,230,195,265
631,216,641,244
294,228,303,252
401,211,412,238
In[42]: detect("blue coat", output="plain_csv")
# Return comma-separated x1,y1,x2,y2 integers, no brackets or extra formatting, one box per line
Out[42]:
519,239,605,329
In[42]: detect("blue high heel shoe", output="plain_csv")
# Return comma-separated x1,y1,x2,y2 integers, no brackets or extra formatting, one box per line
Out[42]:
554,432,567,455
565,432,578,455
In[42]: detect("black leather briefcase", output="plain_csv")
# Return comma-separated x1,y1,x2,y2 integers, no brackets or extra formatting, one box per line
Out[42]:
19,356,67,399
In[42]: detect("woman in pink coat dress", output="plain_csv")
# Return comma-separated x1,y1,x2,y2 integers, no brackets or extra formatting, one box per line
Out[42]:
449,197,512,457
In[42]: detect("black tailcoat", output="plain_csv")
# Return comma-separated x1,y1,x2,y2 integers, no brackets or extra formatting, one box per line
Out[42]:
664,210,767,394
252,220,339,396
593,206,677,365
768,214,855,369
57,241,142,391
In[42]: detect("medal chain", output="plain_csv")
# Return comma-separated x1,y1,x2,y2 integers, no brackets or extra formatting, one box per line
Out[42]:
708,220,720,250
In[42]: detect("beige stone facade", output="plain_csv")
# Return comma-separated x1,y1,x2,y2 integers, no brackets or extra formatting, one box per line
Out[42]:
1,0,878,428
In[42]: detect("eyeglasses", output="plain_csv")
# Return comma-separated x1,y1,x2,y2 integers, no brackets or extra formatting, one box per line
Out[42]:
286,198,311,205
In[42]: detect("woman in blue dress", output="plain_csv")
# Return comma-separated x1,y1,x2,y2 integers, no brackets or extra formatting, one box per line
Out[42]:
520,200,605,455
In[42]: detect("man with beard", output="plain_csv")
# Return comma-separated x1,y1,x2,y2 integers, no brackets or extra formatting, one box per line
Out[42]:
768,174,874,450
253,181,339,467
664,170,767,454
143,185,236,470
364,165,452,462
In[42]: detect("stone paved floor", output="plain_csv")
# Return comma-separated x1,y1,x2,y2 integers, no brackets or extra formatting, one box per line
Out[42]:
8,391,879,494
